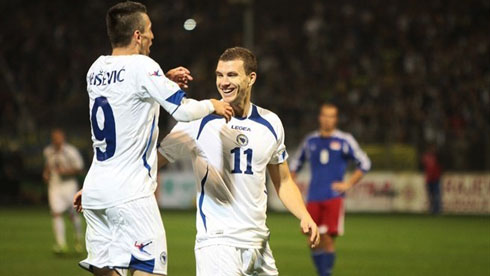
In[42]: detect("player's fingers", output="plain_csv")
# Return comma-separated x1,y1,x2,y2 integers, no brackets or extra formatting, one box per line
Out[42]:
302,225,309,234
310,225,319,244
224,111,232,122
177,66,191,74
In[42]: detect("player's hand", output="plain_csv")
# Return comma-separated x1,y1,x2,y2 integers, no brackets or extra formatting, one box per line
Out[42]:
332,181,352,193
300,216,320,248
210,99,234,122
42,170,50,183
73,189,83,213
166,66,194,89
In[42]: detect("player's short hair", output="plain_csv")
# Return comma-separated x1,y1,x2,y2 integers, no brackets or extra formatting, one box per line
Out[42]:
106,1,147,48
319,103,338,113
219,47,257,75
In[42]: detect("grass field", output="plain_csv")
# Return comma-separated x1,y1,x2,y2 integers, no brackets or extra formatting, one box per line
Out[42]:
0,207,489,276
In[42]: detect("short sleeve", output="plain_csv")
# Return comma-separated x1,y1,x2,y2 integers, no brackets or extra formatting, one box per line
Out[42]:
137,57,186,115
268,118,289,165
343,134,371,172
158,121,198,163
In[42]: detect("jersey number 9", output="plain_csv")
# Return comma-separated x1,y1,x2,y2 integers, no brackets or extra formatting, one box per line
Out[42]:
91,96,116,161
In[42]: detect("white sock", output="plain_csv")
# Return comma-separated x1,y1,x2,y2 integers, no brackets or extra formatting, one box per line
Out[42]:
52,216,66,247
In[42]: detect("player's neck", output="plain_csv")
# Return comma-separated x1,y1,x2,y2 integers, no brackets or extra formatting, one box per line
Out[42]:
231,91,251,118
232,100,251,118
112,46,139,56
319,129,335,137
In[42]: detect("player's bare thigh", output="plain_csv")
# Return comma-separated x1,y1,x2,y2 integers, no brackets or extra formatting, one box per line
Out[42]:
131,269,165,276
92,267,119,276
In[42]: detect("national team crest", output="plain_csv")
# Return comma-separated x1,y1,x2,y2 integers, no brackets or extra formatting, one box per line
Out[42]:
160,251,167,265
236,134,249,146
330,141,341,151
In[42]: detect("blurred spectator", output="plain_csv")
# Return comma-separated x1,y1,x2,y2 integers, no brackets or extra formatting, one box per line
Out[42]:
421,144,442,214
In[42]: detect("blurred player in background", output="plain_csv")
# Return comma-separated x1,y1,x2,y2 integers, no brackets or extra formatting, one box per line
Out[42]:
157,47,319,276
291,104,371,276
421,143,442,214
73,1,233,276
43,128,84,254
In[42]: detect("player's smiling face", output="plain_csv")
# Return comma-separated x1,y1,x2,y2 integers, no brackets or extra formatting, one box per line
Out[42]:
138,13,154,56
215,59,256,106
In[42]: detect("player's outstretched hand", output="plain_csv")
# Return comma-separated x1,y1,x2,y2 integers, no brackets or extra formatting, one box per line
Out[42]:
300,216,320,248
210,99,234,122
73,189,83,213
166,66,194,89
332,181,351,193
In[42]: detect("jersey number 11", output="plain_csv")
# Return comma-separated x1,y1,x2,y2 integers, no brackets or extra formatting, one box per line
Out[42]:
230,147,254,175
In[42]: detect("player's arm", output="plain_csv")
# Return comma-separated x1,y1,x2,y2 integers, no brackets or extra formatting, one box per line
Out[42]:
173,98,233,123
57,167,82,177
332,169,364,192
139,60,233,122
73,189,83,213
157,152,169,169
332,135,371,192
267,161,320,247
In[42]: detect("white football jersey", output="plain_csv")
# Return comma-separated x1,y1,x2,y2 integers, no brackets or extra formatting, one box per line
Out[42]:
159,104,288,249
82,55,186,209
44,143,84,186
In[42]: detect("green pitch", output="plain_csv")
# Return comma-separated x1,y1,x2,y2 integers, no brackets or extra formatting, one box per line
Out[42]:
1,208,489,276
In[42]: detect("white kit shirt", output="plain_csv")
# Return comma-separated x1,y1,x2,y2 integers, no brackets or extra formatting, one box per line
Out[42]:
159,104,288,249
82,54,187,209
44,143,84,186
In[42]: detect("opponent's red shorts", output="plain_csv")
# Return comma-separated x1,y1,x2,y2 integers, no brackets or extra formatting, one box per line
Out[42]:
307,197,344,236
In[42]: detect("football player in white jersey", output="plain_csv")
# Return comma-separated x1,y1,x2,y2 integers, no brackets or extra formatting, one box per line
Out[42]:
43,128,84,254
157,47,320,275
72,2,233,276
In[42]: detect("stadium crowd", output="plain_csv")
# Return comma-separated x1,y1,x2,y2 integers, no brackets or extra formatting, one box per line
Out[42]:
1,0,488,195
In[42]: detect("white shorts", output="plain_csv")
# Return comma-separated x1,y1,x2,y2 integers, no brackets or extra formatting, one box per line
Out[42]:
195,243,278,276
79,196,167,276
48,181,78,214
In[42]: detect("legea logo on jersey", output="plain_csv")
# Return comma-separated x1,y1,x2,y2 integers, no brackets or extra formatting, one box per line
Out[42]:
88,68,125,86
231,125,251,131
236,134,249,146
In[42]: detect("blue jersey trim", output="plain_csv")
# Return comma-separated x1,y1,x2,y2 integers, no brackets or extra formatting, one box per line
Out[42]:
249,105,277,140
165,89,186,105
196,114,222,140
198,166,209,231
142,115,156,177
129,255,155,273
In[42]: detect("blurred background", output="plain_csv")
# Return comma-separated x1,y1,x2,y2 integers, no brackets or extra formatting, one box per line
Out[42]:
0,0,489,275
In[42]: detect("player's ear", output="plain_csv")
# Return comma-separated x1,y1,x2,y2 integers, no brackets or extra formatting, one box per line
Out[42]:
248,72,257,87
134,30,142,43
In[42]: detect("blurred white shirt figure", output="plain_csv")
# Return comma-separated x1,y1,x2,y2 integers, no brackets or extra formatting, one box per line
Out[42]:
43,128,84,254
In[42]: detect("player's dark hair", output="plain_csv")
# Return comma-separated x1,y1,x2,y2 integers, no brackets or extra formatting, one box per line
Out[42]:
219,47,257,75
106,1,147,48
